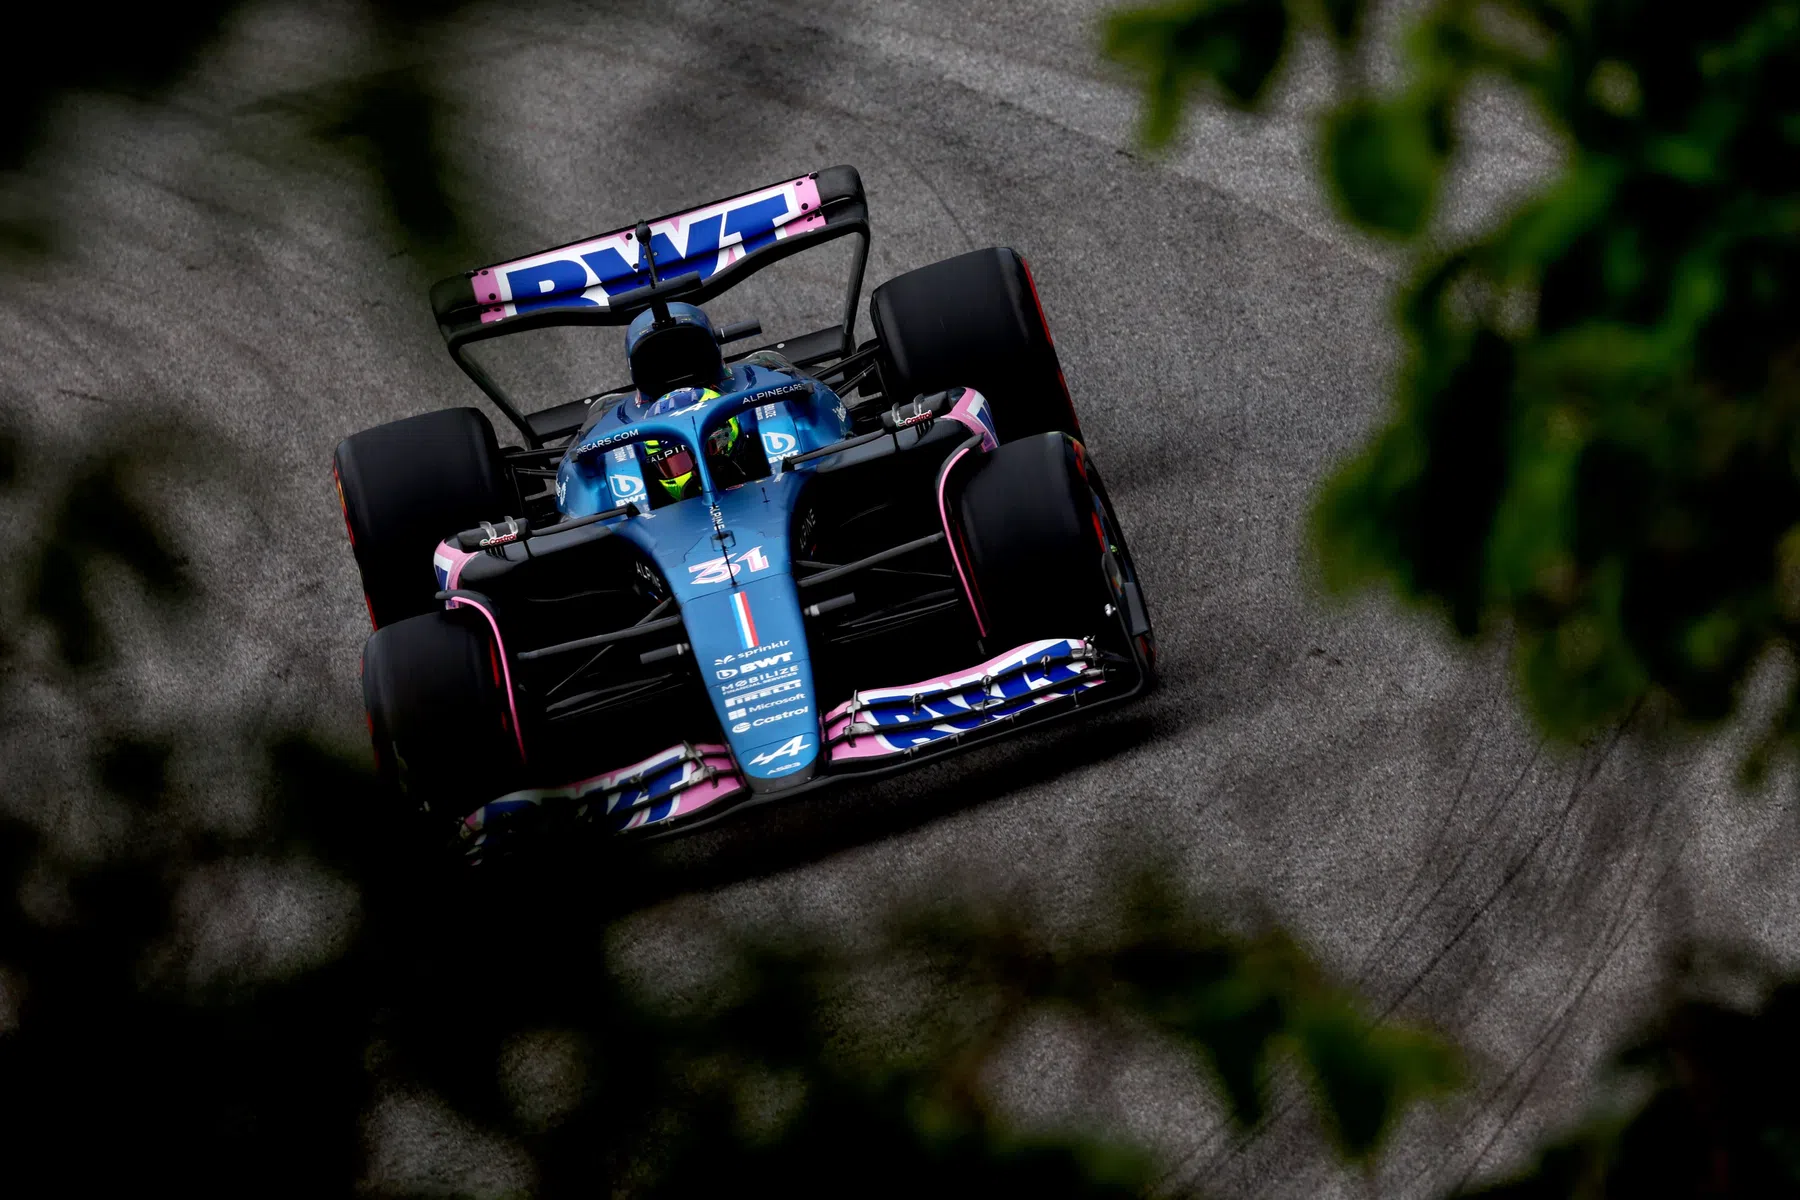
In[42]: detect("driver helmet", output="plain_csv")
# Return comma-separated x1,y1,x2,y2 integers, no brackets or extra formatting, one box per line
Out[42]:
641,438,700,503
625,302,725,402
707,415,746,460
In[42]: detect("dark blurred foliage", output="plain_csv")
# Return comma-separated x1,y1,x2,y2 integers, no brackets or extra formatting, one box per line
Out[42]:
1106,0,1800,763
0,429,1456,1191
1107,0,1800,1194
4,0,476,262
1457,950,1800,1198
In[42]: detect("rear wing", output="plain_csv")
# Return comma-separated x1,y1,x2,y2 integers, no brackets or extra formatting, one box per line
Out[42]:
429,165,870,445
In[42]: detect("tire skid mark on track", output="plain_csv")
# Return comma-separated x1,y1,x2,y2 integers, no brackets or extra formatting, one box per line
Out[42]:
1357,722,1542,991
1432,786,1680,1194
1350,692,1501,978
1371,708,1639,1022
1385,710,1671,1197
1370,742,1561,1023
1447,855,1677,1195
1171,710,1641,1196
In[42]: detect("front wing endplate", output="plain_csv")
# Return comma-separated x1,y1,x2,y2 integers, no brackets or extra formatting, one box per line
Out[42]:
826,638,1102,762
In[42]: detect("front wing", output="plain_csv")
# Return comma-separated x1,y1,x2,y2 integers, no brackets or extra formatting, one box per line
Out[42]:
456,637,1145,862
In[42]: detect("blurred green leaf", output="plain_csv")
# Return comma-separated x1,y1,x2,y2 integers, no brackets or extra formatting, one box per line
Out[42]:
1295,1004,1461,1160
26,451,189,668
1113,0,1800,1184
1323,95,1445,238
1104,0,1291,144
320,66,460,255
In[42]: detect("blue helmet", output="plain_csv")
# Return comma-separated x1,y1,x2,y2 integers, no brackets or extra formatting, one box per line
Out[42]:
626,302,725,401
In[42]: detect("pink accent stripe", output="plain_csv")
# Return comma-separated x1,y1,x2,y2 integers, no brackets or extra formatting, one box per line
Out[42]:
946,388,998,450
471,267,509,323
448,597,527,763
435,540,479,590
779,175,827,237
936,446,986,638
623,771,744,829
829,734,895,762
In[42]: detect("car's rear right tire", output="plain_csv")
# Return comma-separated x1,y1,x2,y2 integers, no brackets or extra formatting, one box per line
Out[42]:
334,407,512,628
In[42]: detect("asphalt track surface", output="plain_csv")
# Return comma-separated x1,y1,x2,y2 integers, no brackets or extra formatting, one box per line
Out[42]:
8,1,1800,1195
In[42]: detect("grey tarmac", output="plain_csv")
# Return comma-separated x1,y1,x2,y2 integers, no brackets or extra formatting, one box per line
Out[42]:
5,1,1796,1196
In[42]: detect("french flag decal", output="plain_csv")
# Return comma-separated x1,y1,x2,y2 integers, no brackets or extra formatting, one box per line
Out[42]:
731,591,759,650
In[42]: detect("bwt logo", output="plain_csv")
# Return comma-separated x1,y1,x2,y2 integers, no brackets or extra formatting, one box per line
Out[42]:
715,652,793,682
761,431,797,457
609,473,646,502
499,185,813,315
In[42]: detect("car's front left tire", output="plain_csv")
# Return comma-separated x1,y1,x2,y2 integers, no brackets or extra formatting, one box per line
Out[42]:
363,606,525,835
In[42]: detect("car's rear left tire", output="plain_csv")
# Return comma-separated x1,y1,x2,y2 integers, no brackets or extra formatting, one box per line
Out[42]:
870,246,1080,441
334,407,512,628
363,606,525,835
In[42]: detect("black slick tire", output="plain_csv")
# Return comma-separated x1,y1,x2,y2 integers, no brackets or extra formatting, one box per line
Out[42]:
334,407,511,628
362,606,524,833
870,246,1080,441
954,433,1109,648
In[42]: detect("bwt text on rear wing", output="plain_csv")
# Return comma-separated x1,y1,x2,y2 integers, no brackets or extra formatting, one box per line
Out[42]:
428,166,870,446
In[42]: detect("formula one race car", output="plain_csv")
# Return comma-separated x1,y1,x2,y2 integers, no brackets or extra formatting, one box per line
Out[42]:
333,166,1155,862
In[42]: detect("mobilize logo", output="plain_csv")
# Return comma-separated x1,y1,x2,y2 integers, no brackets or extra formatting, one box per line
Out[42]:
747,736,810,768
713,651,793,681
722,666,798,694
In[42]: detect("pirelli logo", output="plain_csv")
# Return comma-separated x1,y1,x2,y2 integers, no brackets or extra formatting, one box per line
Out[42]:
728,679,804,705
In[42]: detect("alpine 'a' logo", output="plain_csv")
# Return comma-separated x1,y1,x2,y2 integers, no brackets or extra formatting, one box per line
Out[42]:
747,736,809,767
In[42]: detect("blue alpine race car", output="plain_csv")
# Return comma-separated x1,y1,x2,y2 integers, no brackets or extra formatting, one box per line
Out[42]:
333,166,1155,862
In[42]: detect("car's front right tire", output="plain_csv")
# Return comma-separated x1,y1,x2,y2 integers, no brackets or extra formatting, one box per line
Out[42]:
953,433,1118,651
